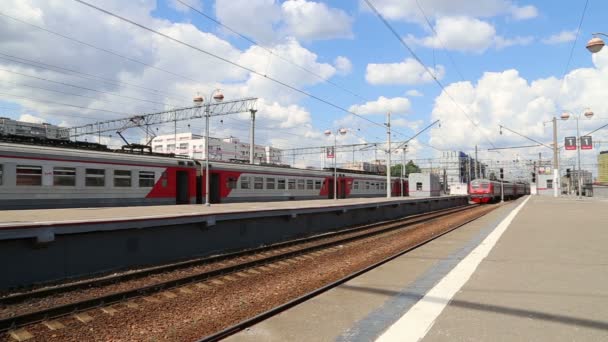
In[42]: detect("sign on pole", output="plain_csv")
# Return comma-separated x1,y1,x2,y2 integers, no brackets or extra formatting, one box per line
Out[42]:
326,146,335,159
581,136,593,150
564,136,577,150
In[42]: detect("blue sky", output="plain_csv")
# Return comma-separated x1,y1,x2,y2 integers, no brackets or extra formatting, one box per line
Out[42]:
1,0,608,174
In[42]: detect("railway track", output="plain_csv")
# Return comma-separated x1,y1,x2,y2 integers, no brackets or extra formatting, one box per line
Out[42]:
0,203,481,334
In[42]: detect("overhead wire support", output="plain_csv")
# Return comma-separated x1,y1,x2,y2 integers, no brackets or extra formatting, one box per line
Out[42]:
69,97,258,140
498,124,553,150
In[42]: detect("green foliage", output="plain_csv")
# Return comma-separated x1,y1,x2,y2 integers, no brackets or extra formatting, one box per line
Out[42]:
391,160,420,177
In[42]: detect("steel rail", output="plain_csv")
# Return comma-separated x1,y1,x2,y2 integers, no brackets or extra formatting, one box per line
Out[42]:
0,204,477,332
198,204,498,341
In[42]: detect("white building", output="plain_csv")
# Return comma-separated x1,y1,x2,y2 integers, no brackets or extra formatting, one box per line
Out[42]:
151,133,282,164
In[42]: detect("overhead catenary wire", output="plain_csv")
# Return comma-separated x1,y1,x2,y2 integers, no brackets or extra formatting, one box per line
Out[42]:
363,0,497,149
0,91,130,117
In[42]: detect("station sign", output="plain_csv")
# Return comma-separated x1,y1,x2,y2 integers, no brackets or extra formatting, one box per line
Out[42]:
564,136,577,150
581,136,593,150
326,146,335,159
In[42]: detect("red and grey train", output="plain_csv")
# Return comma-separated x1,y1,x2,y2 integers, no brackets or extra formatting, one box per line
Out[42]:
468,178,530,203
0,142,409,210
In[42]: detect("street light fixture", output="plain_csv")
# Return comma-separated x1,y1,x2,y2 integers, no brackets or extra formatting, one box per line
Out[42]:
586,33,608,54
561,108,594,199
194,89,224,206
324,128,347,200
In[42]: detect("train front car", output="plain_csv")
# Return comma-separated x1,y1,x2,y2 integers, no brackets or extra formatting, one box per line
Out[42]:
469,179,496,203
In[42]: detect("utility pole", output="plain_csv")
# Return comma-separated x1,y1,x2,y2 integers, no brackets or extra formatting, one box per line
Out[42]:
538,152,541,196
386,112,392,198
475,145,479,179
249,109,257,164
552,117,559,197
401,146,407,197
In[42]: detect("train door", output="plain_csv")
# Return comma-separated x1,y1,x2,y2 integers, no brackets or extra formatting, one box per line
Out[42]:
176,170,189,204
210,173,221,203
327,178,334,199
339,178,347,198
196,174,202,204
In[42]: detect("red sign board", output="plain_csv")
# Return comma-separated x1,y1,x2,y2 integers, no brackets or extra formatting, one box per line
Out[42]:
564,136,576,151
581,136,593,150
326,146,334,159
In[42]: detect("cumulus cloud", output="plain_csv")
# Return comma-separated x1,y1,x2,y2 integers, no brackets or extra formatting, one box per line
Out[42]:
18,113,44,124
429,49,608,174
334,56,352,75
349,96,411,115
509,4,538,20
406,16,533,53
282,0,353,41
542,30,577,45
366,58,445,85
406,89,423,97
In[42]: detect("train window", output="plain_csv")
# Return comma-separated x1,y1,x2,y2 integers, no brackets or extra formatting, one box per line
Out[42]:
481,183,490,189
353,181,359,190
288,179,296,189
53,167,76,186
380,182,385,190
297,179,305,190
315,180,322,190
254,177,264,189
114,170,132,187
161,171,168,187
365,182,370,190
306,179,313,190
240,176,250,189
86,169,105,187
139,171,155,187
277,179,286,189
16,165,42,186
0,164,2,185
416,182,423,191
266,178,276,190
226,177,237,189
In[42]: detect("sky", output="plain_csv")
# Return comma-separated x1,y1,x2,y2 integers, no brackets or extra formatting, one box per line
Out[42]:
1,0,608,177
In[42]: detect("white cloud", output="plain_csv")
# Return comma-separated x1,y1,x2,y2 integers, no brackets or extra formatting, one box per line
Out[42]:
19,113,44,124
366,58,445,85
334,56,352,75
361,0,537,23
542,30,577,45
282,0,353,41
215,0,282,44
406,16,533,53
406,89,423,97
393,118,423,131
349,96,411,115
509,4,538,20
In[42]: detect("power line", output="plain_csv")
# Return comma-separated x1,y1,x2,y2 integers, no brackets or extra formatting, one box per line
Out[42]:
176,0,367,102
561,0,590,81
0,91,129,117
363,0,497,149
72,0,420,141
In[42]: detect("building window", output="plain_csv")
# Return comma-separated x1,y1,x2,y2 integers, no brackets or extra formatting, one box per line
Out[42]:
254,177,264,189
240,176,250,189
139,171,155,187
53,167,76,186
288,179,296,189
278,179,286,190
546,180,553,189
167,144,175,151
315,180,322,190
16,165,42,186
179,143,188,150
416,182,423,191
226,177,237,189
154,145,163,152
266,177,276,190
297,179,305,190
86,169,105,187
114,170,132,187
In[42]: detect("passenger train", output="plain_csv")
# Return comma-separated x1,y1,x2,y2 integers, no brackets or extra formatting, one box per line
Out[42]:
468,178,530,203
0,141,409,210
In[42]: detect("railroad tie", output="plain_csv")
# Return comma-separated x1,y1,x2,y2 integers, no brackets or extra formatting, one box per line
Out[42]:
8,329,34,341
143,296,162,303
73,313,94,323
161,291,177,299
101,307,118,316
42,320,65,330
211,279,225,286
195,283,213,290
179,287,194,294
126,301,140,309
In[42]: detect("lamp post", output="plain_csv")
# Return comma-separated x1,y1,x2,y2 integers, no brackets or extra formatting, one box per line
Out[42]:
324,128,347,200
561,109,594,199
194,89,224,206
586,33,608,53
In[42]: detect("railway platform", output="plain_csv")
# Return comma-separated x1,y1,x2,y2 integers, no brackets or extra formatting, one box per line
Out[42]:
0,195,468,289
227,195,608,341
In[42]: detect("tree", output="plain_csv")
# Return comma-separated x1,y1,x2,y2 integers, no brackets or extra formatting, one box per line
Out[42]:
390,160,420,177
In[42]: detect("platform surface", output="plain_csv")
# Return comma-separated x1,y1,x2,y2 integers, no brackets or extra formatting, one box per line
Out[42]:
227,196,608,341
0,195,461,228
